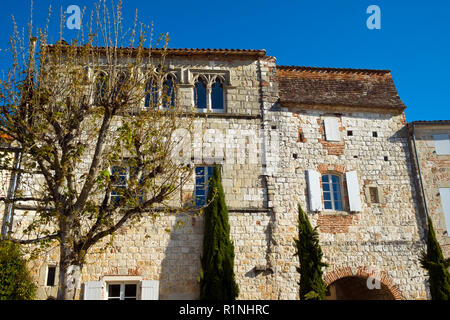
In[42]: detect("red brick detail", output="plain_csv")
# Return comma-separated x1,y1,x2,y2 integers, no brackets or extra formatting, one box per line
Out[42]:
317,164,346,174
324,266,405,300
317,118,346,156
317,214,359,234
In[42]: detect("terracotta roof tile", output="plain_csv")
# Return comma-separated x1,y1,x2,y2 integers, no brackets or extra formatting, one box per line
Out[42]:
276,65,406,110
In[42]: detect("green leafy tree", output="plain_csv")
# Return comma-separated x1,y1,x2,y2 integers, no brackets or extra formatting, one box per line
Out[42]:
420,217,450,300
294,204,328,300
0,241,36,300
199,165,239,300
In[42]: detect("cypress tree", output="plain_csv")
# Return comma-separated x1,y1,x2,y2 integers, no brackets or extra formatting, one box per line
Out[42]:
420,217,450,300
293,204,328,300
199,165,239,300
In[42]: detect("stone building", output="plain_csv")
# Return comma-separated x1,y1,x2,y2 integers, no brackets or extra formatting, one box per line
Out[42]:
1,48,430,300
408,120,450,259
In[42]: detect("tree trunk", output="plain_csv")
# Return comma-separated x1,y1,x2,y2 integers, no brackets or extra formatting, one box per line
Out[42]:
57,228,82,300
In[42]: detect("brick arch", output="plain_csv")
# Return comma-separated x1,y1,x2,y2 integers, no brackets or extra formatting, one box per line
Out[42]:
324,266,405,300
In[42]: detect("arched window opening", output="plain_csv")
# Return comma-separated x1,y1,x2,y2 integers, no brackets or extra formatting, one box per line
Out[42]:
194,77,207,110
322,174,343,210
211,78,224,112
145,77,159,108
162,75,176,109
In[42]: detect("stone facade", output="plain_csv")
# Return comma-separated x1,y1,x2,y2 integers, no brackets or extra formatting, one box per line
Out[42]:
408,121,450,259
1,48,432,300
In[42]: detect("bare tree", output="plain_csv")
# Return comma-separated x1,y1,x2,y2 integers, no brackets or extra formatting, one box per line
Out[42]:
0,0,195,299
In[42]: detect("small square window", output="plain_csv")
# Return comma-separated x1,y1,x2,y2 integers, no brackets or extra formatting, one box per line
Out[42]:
347,130,353,136
384,156,388,161
372,131,378,137
46,266,56,287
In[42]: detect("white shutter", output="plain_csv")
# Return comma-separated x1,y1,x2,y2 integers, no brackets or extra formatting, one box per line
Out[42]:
433,134,450,155
141,280,159,300
439,188,450,234
83,281,103,300
324,118,340,141
306,170,322,212
346,171,362,212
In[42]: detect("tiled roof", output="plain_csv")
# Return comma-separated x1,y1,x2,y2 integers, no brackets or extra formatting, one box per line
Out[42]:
276,65,406,110
409,120,450,126
46,43,267,57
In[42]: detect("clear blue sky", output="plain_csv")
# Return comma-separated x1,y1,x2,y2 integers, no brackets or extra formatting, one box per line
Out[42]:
0,0,449,122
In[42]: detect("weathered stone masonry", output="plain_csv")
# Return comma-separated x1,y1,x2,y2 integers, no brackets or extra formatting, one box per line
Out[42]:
1,49,432,300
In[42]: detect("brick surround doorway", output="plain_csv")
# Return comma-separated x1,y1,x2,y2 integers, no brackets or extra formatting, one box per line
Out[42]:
325,276,395,300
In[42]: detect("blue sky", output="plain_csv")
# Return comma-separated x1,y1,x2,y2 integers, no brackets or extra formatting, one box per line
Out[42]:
0,0,449,121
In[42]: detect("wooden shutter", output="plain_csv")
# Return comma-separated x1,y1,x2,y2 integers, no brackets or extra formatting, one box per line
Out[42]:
439,188,450,234
306,170,322,211
346,171,362,212
141,280,159,300
433,134,450,155
83,281,103,300
324,118,340,141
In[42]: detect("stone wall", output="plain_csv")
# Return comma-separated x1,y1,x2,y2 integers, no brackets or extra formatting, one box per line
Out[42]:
410,123,450,258
1,52,431,300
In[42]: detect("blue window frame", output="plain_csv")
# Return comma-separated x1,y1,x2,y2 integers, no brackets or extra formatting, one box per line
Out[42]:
110,166,144,204
195,166,214,207
322,174,343,211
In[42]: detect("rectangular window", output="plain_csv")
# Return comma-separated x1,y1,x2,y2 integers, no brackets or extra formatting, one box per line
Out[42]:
195,166,214,207
322,174,343,211
107,283,137,300
433,134,450,155
110,165,143,204
46,266,56,287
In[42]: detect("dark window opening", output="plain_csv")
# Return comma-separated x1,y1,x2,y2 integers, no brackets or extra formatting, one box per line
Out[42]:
145,77,159,108
95,73,108,102
46,266,56,287
162,76,175,109
369,187,379,203
211,78,224,111
372,131,378,137
347,130,353,136
194,78,207,109
384,156,388,161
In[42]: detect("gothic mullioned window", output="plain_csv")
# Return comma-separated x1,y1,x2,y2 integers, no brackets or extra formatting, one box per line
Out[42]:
194,76,225,113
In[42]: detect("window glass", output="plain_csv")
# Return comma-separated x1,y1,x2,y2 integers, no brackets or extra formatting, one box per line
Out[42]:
194,78,207,109
162,76,175,108
322,174,343,211
124,284,137,300
95,73,108,102
195,166,214,207
211,78,224,110
145,77,159,108
108,284,121,300
46,266,56,287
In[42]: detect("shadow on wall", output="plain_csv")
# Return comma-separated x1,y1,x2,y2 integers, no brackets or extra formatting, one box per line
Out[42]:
388,125,427,240
159,213,203,300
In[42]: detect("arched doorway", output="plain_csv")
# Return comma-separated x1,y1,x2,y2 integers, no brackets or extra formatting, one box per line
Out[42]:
326,276,395,300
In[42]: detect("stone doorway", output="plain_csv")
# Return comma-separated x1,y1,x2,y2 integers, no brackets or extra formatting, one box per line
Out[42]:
326,276,395,300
